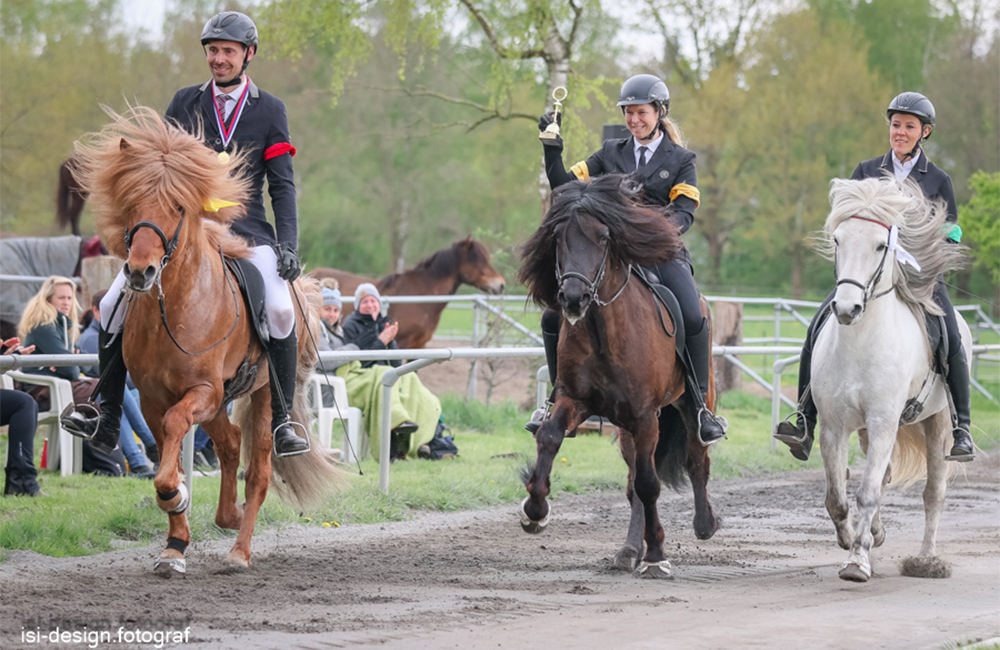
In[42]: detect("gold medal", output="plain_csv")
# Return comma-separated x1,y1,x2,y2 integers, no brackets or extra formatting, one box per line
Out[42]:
217,151,230,164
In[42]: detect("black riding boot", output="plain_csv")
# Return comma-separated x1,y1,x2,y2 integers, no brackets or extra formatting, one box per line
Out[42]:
773,337,818,461
60,326,124,455
685,319,727,445
944,346,975,462
267,331,309,457
525,312,560,435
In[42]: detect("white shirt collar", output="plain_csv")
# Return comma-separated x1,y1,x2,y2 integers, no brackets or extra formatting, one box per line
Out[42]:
213,77,247,118
891,150,920,182
634,131,664,166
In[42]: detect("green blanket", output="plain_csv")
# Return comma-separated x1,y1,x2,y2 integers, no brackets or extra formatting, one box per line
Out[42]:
336,361,440,461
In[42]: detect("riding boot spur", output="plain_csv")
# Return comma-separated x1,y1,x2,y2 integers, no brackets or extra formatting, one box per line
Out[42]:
266,331,310,457
944,345,975,462
60,326,124,455
685,318,728,445
525,310,560,436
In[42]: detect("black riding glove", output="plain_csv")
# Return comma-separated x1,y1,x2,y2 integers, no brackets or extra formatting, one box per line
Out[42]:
274,241,301,281
538,112,563,151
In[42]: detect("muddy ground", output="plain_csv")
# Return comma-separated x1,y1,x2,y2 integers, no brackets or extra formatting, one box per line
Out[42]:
1,448,998,650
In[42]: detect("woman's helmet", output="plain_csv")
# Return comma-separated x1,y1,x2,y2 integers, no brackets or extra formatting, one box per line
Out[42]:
617,74,671,117
886,92,935,135
200,11,258,53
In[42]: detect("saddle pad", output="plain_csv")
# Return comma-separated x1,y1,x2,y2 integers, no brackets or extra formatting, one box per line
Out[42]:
224,257,270,344
636,268,686,359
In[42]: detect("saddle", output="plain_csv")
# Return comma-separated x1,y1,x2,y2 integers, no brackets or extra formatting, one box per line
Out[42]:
635,267,687,360
219,257,270,410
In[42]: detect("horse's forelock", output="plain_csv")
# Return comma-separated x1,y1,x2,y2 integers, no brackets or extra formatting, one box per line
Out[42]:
73,105,251,256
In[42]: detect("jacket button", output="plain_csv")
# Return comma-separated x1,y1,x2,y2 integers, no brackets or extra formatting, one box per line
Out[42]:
215,138,221,145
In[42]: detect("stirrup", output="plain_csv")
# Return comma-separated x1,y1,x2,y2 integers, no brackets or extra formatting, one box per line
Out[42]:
273,420,311,458
525,402,552,436
59,402,101,440
945,428,975,463
697,408,728,446
772,411,809,444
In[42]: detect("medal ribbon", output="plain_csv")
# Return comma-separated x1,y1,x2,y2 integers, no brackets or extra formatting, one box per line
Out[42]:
213,79,250,150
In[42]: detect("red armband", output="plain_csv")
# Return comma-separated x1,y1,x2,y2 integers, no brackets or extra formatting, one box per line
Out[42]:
264,143,296,161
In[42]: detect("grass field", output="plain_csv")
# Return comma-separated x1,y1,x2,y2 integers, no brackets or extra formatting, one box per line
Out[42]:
2,382,996,561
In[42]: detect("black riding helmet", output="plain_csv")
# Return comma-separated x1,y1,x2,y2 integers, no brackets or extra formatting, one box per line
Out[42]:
201,11,258,85
886,91,935,160
617,74,670,140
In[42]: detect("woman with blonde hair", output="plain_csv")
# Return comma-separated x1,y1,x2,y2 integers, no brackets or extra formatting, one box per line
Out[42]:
18,276,127,476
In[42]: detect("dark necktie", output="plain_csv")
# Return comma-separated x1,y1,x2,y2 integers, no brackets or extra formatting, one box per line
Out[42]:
637,146,648,171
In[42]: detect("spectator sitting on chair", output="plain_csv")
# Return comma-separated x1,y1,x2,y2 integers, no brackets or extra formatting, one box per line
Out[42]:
78,290,156,479
17,276,127,477
1,337,44,496
315,279,359,407
338,283,442,462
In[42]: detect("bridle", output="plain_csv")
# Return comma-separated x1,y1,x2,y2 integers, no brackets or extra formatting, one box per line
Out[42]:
833,215,895,310
555,232,632,308
123,206,241,356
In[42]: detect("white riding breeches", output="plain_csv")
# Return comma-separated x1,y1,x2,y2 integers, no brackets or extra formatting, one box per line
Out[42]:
100,245,295,339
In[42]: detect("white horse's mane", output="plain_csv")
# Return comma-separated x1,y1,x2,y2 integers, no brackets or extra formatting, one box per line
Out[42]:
817,176,967,314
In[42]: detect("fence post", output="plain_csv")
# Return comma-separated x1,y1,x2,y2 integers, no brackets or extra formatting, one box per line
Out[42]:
466,298,480,400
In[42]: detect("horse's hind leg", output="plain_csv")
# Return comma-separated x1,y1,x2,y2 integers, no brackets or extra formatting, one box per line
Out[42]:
821,423,854,551
202,413,243,531
227,390,272,567
919,413,950,557
674,401,718,540
521,398,584,533
613,431,643,571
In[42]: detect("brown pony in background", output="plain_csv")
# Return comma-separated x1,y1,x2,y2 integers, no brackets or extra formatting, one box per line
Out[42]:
72,106,346,575
309,237,505,348
56,155,88,236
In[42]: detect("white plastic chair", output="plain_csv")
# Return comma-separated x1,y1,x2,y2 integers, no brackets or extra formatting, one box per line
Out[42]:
307,374,365,462
3,371,82,476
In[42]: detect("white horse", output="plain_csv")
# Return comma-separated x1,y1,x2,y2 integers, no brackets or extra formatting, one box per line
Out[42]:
812,177,970,583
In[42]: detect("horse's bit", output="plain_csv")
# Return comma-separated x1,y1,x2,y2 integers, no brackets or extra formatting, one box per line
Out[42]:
123,207,242,356
555,238,632,308
833,215,895,310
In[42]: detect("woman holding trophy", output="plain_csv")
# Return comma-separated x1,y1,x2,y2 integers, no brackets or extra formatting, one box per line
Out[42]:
527,73,728,445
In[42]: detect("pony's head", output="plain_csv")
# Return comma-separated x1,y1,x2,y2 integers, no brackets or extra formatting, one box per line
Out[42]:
453,238,505,295
72,106,251,291
821,176,966,325
519,174,681,321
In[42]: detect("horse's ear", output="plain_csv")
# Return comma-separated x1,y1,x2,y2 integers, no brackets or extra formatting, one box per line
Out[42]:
462,236,473,247
119,138,130,151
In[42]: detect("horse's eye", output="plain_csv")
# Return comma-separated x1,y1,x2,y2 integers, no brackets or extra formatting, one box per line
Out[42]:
876,243,886,252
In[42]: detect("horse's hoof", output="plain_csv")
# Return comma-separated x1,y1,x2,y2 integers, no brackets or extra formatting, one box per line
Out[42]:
224,552,251,568
636,560,674,580
838,561,870,583
152,557,186,578
613,546,640,572
519,497,549,534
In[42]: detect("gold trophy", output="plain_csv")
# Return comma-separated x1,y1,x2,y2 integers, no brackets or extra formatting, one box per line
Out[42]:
539,86,568,144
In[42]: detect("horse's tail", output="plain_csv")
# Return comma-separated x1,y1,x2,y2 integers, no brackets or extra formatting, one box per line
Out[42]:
251,276,350,510
889,411,955,489
654,406,689,491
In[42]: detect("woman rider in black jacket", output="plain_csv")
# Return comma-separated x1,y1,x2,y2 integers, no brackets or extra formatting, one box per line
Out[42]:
527,74,728,445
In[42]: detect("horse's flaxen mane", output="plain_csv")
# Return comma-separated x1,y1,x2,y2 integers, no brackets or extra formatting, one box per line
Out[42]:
71,105,252,259
380,238,478,290
821,176,967,314
519,174,682,309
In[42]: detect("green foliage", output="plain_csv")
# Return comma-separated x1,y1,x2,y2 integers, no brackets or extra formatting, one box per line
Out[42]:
959,171,1000,283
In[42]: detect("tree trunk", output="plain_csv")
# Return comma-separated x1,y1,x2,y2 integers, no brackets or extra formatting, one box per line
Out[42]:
712,301,743,393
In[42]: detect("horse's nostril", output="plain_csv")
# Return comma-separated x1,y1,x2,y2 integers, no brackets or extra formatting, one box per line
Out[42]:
123,263,131,277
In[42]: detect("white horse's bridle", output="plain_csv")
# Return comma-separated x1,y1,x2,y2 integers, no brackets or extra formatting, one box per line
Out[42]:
834,216,896,310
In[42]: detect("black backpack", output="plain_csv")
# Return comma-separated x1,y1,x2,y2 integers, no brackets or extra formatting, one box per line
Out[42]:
425,419,458,460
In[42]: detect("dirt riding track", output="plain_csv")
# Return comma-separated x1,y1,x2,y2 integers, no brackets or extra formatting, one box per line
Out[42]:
2,452,998,650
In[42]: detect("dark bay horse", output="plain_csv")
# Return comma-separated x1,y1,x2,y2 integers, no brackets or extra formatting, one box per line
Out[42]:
309,237,505,348
73,106,346,575
518,175,719,578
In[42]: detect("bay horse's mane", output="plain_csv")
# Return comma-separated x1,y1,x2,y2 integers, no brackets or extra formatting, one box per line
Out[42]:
820,176,967,314
380,237,482,290
71,105,252,259
518,174,682,310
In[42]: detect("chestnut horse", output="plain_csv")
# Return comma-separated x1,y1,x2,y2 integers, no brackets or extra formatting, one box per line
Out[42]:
72,106,346,575
56,155,88,236
309,237,505,348
518,175,719,579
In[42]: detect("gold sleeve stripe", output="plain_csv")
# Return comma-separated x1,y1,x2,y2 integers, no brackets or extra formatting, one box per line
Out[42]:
670,183,700,207
569,161,590,181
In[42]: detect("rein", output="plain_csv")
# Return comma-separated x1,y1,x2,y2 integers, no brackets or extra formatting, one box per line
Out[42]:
834,216,896,310
555,240,632,308
124,208,242,356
